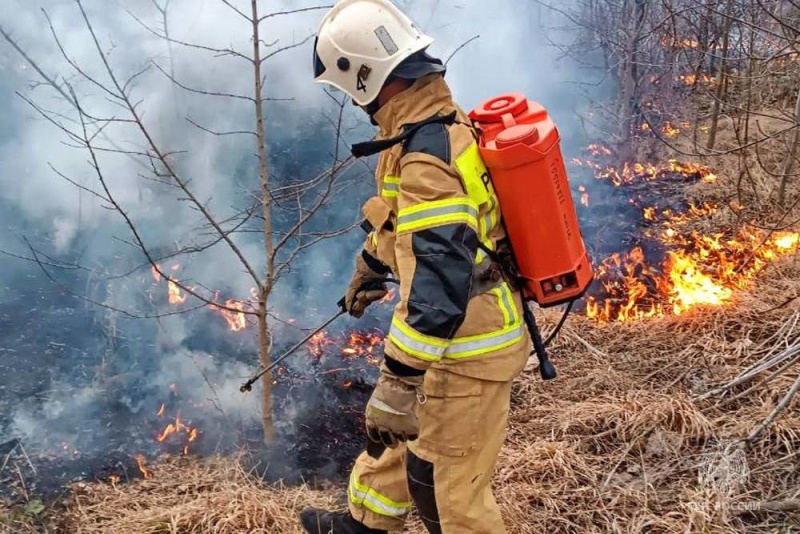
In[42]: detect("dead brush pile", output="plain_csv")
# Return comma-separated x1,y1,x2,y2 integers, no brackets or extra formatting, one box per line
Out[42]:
50,255,800,534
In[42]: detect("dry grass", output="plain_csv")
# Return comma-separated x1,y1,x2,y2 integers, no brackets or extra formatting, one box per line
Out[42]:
0,503,40,534
58,456,341,534
41,252,800,534
489,261,800,533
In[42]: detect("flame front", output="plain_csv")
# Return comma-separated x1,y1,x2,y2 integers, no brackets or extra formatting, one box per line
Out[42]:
578,146,799,323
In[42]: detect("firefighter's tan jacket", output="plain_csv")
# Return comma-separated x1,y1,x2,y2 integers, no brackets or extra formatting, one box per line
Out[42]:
359,73,531,381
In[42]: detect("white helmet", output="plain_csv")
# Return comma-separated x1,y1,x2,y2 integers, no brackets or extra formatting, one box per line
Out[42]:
313,0,445,106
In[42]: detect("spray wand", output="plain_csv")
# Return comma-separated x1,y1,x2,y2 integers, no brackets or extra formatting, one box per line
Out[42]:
239,279,398,393
239,310,346,392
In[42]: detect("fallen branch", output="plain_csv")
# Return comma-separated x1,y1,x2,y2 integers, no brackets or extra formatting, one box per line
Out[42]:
695,311,800,401
748,372,800,443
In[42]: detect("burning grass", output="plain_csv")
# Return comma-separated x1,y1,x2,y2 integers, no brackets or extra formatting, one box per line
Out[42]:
35,254,799,533
571,144,800,324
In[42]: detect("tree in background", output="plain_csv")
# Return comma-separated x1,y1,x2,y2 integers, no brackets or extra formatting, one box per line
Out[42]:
537,0,799,220
0,0,361,444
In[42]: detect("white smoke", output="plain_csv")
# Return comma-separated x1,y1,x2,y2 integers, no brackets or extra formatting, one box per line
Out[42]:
0,0,590,456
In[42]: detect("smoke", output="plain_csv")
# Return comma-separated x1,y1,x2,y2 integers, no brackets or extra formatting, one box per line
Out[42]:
0,0,588,309
0,0,594,483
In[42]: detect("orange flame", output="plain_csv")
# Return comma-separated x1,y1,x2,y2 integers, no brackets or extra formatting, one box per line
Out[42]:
572,149,717,187
774,233,799,250
678,73,715,86
157,412,200,456
212,299,247,332
660,36,700,49
662,121,680,138
578,148,798,323
305,330,384,366
167,280,187,305
307,331,332,358
585,223,800,323
135,454,153,479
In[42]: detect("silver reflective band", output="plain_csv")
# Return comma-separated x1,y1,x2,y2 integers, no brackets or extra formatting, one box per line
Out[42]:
397,202,478,226
348,487,410,517
388,323,447,360
383,182,399,192
498,283,515,323
348,472,411,517
446,324,525,357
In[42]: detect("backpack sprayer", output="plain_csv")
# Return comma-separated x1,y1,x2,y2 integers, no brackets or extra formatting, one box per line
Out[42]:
467,92,595,381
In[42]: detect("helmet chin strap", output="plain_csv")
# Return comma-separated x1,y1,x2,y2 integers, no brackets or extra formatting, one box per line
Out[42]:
361,74,396,125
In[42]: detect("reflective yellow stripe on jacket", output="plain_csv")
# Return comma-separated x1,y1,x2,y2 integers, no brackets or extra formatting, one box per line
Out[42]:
388,281,523,362
454,141,500,262
381,175,400,198
396,197,479,234
348,468,411,518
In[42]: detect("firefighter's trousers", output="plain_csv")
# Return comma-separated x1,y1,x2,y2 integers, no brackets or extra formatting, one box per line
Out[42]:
347,367,513,533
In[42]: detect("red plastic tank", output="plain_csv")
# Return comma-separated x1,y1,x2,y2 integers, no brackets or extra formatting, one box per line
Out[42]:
469,93,594,307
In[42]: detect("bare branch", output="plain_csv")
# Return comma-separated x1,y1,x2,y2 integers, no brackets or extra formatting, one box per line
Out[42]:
262,33,316,63
152,62,255,102
219,0,251,22
125,7,252,63
73,0,263,287
445,35,480,65
258,6,333,23
186,117,257,137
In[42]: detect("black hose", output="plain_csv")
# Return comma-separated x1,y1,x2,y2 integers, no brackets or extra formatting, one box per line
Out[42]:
544,299,574,347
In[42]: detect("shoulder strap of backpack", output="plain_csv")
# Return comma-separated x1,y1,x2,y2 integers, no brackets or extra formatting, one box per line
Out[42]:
350,110,457,158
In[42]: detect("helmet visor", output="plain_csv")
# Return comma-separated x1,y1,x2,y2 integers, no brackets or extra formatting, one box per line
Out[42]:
312,37,326,79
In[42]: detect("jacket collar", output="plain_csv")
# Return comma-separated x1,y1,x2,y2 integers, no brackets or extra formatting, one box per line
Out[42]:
372,74,456,139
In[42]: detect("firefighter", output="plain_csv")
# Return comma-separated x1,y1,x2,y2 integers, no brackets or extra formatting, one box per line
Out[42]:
302,1,531,532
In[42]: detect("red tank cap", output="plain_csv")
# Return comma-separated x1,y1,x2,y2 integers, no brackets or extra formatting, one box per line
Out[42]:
495,124,539,149
469,93,529,123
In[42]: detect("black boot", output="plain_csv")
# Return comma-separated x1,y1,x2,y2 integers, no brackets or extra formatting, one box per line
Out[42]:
299,507,388,534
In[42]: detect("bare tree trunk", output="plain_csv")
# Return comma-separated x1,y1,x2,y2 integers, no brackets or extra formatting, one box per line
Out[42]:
251,0,276,444
706,0,733,150
618,0,641,159
257,289,275,443
778,84,800,206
